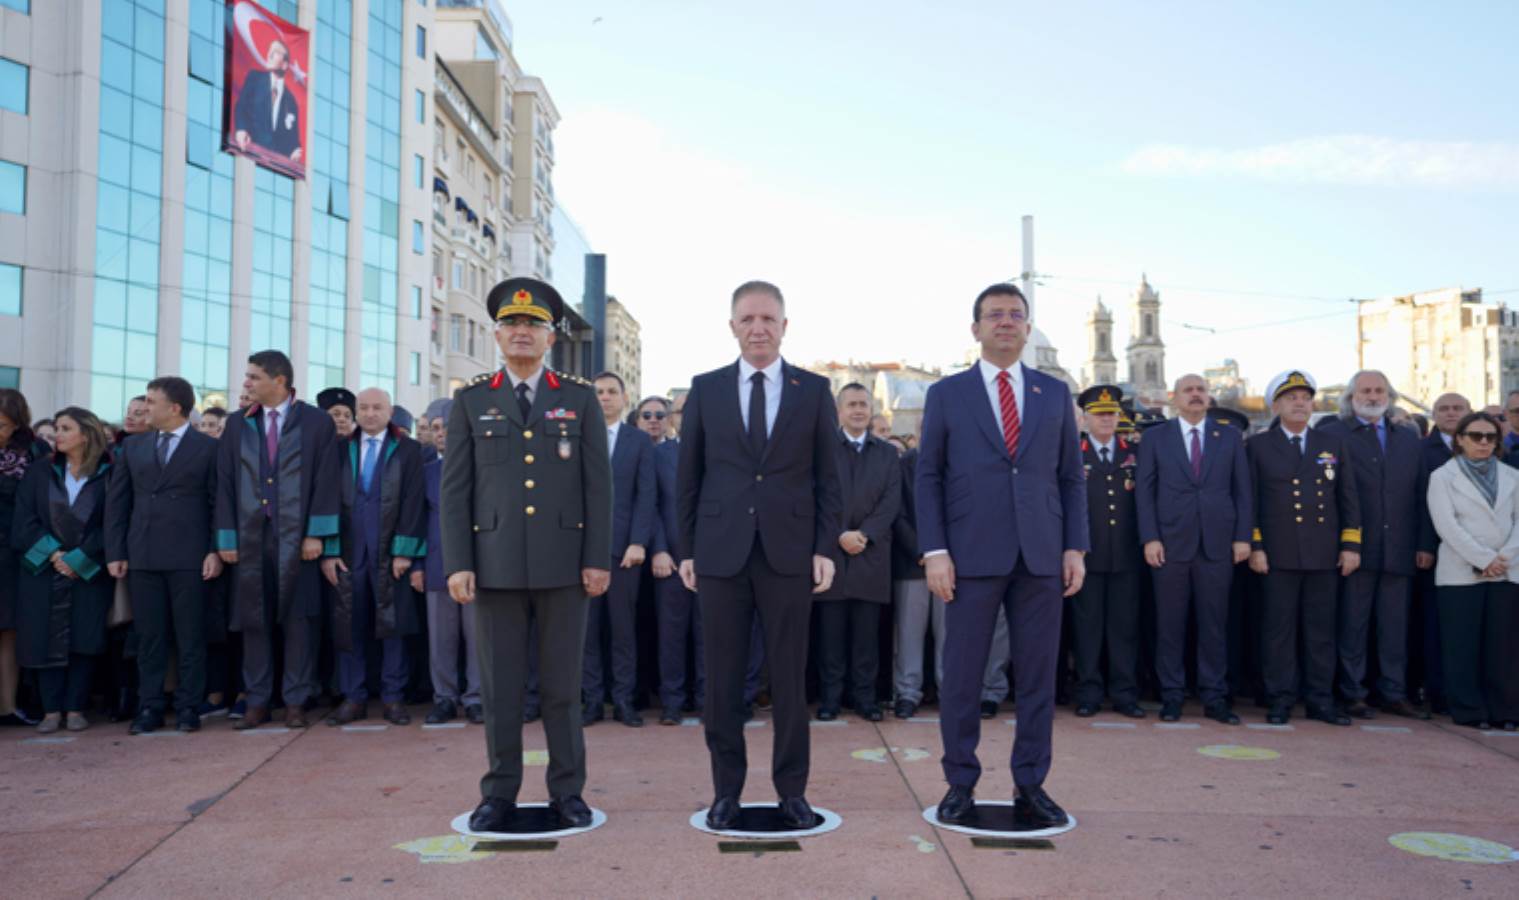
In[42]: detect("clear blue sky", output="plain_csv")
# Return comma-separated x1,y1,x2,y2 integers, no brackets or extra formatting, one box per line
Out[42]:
510,1,1519,398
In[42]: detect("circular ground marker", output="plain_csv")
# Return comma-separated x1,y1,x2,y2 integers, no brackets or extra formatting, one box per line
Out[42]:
450,804,607,841
851,746,931,763
922,802,1078,838
689,803,842,839
1197,744,1280,761
1388,832,1519,864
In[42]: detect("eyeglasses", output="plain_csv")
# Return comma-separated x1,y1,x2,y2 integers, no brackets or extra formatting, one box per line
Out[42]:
640,411,667,421
980,310,1028,323
1460,431,1499,444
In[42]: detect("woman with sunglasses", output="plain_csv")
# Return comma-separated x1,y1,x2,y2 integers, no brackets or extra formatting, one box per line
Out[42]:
1426,411,1519,731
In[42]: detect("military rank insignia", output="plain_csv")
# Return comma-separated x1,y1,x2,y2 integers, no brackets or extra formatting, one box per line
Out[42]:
1317,451,1338,480
545,408,577,420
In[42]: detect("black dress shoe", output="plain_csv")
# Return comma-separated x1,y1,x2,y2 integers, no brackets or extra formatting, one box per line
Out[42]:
778,796,820,830
175,710,201,733
581,703,603,727
1203,703,1241,725
521,704,540,723
937,785,975,824
129,709,164,735
1306,706,1352,726
816,707,839,721
551,794,593,828
893,698,918,719
425,699,457,725
1114,702,1146,719
1013,785,1069,829
1160,701,1182,722
1344,701,1375,720
706,796,741,830
465,704,485,725
613,702,644,728
1074,702,1100,718
980,700,998,719
859,706,884,722
1266,705,1291,725
659,708,681,726
468,796,516,832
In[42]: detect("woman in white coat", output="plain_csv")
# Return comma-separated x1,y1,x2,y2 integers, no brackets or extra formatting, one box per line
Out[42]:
1426,411,1519,731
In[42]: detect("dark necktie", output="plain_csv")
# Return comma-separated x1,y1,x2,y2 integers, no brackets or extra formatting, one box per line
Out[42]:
748,372,767,456
1290,434,1303,456
1189,428,1202,479
1100,446,1110,464
156,432,171,468
515,382,532,420
265,409,279,465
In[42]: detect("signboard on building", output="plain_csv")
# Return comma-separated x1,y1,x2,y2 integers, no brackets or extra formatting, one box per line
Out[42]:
222,0,308,179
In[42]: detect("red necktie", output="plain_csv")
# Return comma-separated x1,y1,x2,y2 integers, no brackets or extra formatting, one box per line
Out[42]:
996,370,1020,459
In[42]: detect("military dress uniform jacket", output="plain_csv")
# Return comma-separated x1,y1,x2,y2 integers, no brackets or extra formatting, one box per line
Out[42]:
1314,416,1433,575
1082,437,1141,574
441,369,613,590
1247,425,1362,570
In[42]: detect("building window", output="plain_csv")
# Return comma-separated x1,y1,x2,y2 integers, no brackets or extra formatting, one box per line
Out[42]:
1097,333,1108,354
412,220,424,254
0,366,17,389
409,351,421,386
432,250,444,281
0,1,28,14
451,259,463,289
0,58,27,114
474,26,499,61
414,88,425,123
1143,314,1153,338
449,313,463,351
415,25,426,59
0,160,22,213
413,153,424,188
0,262,18,315
410,284,422,318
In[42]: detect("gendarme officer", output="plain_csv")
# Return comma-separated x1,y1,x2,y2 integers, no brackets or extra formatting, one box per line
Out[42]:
442,278,613,833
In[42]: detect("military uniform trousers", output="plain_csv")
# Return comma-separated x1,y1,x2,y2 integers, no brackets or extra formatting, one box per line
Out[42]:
1261,569,1338,711
1336,570,1410,704
1071,570,1140,707
475,585,587,801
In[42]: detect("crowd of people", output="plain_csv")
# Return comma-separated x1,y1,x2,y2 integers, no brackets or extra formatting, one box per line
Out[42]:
0,350,1516,741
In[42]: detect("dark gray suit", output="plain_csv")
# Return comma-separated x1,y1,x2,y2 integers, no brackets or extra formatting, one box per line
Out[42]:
442,367,612,802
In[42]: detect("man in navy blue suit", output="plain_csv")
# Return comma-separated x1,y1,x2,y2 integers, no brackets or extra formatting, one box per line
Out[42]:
583,372,656,728
917,283,1087,829
1135,374,1253,724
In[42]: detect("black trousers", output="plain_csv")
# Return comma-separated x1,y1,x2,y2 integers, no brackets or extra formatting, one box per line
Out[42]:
700,538,812,800
1152,558,1234,706
815,598,881,711
130,569,207,716
1261,569,1337,711
475,585,587,802
1071,570,1140,706
583,565,639,707
1336,570,1410,704
39,655,96,713
654,574,704,712
1438,582,1519,725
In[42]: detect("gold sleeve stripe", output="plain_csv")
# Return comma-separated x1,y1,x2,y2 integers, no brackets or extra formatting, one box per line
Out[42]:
1340,528,1362,543
1252,528,1262,542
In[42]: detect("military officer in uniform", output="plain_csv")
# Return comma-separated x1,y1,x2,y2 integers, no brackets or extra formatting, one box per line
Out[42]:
1072,386,1144,718
1247,370,1362,726
442,278,613,832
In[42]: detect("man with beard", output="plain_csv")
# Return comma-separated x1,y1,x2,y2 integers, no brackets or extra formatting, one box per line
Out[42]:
1315,371,1432,719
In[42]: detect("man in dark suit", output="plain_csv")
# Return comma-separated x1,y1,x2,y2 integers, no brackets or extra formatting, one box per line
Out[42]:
106,376,223,735
1071,385,1144,719
233,39,303,161
1411,392,1471,713
215,351,339,730
817,383,900,722
1316,371,1432,719
1247,370,1362,726
444,279,612,832
648,402,706,725
583,372,656,728
320,389,427,727
918,283,1087,829
676,280,841,831
1135,374,1253,724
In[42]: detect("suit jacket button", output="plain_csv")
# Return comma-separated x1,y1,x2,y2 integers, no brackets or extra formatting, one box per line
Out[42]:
748,507,755,515
485,430,492,437
525,454,535,464
756,474,763,482
525,506,536,516
473,525,480,532
525,479,535,489
266,478,274,485
1292,479,1300,485
1011,467,1018,475
1109,519,1117,526
1295,516,1303,523
524,430,534,439
578,523,583,529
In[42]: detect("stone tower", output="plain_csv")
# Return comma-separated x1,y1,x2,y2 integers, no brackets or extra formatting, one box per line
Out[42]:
1084,297,1118,387
1126,274,1166,404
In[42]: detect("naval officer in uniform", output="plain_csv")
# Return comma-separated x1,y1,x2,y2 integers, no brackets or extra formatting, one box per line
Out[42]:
442,278,613,832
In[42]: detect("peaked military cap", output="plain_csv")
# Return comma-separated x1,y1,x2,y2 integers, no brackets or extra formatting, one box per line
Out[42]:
1267,370,1317,402
486,277,563,325
1079,384,1124,415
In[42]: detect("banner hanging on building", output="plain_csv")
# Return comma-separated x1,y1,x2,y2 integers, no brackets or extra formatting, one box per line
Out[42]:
222,0,308,179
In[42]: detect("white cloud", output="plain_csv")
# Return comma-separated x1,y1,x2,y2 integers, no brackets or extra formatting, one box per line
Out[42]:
1120,136,1519,189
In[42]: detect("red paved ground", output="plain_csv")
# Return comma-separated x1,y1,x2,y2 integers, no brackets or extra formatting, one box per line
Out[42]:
4,701,1518,898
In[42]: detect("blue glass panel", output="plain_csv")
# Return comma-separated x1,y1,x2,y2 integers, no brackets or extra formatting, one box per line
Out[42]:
130,146,161,193
0,263,19,316
95,235,129,281
94,279,127,327
128,238,159,283
0,160,24,213
129,190,157,235
133,55,164,105
127,284,156,331
93,325,126,374
96,182,130,232
125,331,156,379
98,135,132,186
0,58,27,114
135,9,165,62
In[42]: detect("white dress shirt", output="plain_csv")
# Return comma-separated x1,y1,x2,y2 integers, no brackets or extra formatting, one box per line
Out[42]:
1440,431,1454,451
265,394,294,441
270,75,284,129
1280,424,1309,452
977,358,1025,434
1176,417,1207,455
738,357,784,437
65,468,88,506
607,422,620,457
843,428,867,453
157,420,191,464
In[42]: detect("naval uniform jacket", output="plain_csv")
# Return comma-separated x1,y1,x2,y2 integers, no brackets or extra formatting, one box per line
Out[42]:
1246,424,1362,570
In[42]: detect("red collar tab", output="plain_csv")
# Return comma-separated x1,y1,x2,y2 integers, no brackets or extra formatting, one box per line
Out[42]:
1081,438,1090,452
545,370,561,390
489,370,504,390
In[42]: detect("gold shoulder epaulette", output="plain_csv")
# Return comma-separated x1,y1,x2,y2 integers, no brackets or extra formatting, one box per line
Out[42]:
557,370,591,387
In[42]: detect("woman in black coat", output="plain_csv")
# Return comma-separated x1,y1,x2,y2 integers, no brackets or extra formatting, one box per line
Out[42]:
0,389,52,726
11,408,116,733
